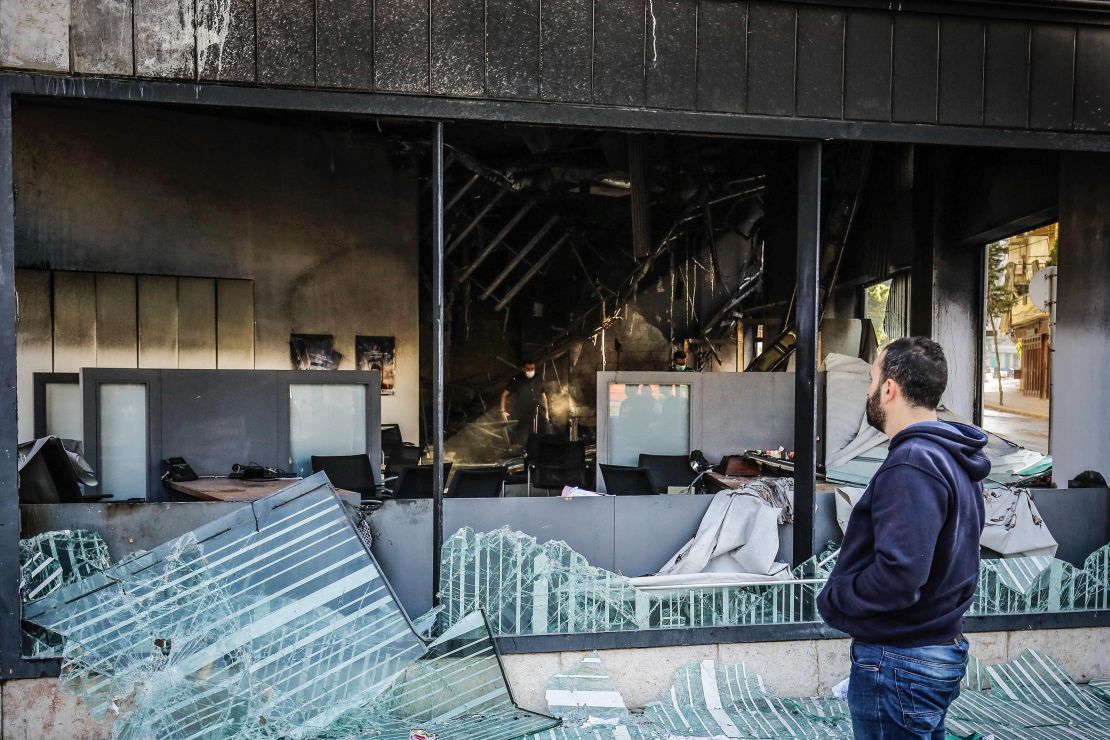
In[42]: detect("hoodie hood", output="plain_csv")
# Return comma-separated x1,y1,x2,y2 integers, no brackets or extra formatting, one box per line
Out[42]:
890,420,990,482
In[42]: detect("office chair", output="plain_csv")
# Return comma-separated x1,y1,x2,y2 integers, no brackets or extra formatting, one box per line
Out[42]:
599,464,660,496
391,462,453,499
527,439,589,496
446,466,506,498
384,444,422,480
381,424,404,449
638,453,697,492
311,454,390,502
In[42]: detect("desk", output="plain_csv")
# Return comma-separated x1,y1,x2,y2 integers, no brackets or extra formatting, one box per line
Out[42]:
706,471,839,494
165,477,357,502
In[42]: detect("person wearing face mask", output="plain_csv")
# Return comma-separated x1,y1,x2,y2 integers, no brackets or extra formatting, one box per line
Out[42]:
817,337,989,740
500,360,549,446
671,350,690,371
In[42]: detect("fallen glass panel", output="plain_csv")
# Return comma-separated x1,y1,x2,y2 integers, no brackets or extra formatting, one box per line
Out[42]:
945,650,1110,740
19,529,112,657
24,474,555,739
642,660,852,738
541,652,1109,740
321,611,557,739
535,652,664,739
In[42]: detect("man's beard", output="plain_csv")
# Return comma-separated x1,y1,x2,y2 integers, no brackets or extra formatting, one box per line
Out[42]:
865,386,886,434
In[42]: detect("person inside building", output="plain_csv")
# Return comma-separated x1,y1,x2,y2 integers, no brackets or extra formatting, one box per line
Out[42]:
500,360,549,446
817,337,989,739
671,350,690,371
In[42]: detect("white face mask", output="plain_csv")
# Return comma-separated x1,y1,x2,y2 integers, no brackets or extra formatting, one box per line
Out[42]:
524,370,536,379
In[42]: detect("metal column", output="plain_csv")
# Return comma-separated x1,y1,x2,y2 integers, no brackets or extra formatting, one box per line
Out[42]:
431,122,446,604
793,141,821,566
0,80,19,676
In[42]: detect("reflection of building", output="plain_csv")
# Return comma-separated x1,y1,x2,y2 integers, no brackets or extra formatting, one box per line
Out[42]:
999,225,1056,399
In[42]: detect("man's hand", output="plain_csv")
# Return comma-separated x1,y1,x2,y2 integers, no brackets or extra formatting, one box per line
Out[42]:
500,410,511,421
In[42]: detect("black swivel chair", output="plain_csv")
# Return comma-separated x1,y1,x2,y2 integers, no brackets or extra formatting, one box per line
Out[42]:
384,444,422,480
391,462,453,499
528,439,589,496
638,453,697,493
311,455,390,503
446,466,507,498
599,464,660,496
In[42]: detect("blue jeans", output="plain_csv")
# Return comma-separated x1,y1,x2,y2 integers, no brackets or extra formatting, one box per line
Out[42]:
848,638,969,739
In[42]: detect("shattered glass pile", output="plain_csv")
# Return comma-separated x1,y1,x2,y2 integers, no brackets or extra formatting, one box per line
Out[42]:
947,650,1110,739
18,529,112,657
534,650,1110,739
440,527,1110,637
22,475,557,739
439,528,835,635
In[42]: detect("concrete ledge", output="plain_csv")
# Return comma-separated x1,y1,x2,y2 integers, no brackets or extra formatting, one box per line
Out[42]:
5,627,1107,735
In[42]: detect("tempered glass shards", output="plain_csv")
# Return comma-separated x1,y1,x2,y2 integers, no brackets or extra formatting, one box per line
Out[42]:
322,611,558,740
20,529,112,657
24,476,449,738
19,529,112,602
969,549,1109,615
439,527,642,635
946,650,1110,740
642,660,852,738
532,652,659,739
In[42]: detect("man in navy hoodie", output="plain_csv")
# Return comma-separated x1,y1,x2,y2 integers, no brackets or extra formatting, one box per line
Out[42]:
817,337,989,739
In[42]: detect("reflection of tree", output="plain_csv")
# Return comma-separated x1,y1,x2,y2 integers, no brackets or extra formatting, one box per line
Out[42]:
987,241,1017,406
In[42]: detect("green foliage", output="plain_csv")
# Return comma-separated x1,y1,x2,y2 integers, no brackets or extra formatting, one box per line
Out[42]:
986,241,1016,321
864,280,892,347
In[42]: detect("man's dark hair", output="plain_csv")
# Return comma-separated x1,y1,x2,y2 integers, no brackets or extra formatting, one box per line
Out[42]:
880,337,948,409
673,350,686,360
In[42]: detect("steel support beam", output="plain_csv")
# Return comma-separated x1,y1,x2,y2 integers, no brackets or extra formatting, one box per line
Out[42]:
494,233,570,311
431,122,446,604
445,188,506,256
456,201,534,285
480,214,559,299
793,141,821,566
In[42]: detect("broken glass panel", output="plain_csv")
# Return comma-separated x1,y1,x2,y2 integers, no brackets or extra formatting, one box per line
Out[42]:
440,526,1110,637
320,611,557,739
945,650,1110,740
642,660,852,738
537,652,661,739
19,529,112,657
24,475,556,740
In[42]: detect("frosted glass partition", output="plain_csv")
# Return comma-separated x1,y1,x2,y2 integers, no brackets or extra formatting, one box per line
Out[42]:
606,382,691,467
45,382,82,441
99,384,148,500
289,384,368,477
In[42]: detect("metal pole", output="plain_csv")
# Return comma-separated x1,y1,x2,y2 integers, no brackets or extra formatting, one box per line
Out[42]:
431,122,446,605
794,141,821,566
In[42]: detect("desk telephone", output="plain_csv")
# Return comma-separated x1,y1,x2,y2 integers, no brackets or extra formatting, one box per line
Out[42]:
162,457,199,482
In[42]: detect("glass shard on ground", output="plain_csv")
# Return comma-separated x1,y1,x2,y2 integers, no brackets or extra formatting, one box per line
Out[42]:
23,474,556,740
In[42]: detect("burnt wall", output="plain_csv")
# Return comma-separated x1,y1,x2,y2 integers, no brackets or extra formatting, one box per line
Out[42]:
12,99,421,437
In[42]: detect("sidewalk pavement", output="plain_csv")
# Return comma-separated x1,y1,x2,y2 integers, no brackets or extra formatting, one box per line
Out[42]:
982,379,1050,420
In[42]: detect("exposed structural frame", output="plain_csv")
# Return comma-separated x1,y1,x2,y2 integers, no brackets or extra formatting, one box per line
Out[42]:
1,72,1108,680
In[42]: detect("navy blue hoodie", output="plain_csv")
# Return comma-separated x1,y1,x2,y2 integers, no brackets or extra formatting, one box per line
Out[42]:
817,421,989,647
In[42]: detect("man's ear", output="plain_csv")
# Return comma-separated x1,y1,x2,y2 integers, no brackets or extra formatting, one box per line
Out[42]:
883,378,898,402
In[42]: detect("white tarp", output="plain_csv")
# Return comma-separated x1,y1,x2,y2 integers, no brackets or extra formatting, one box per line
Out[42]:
629,490,792,589
834,484,1057,559
823,353,886,469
